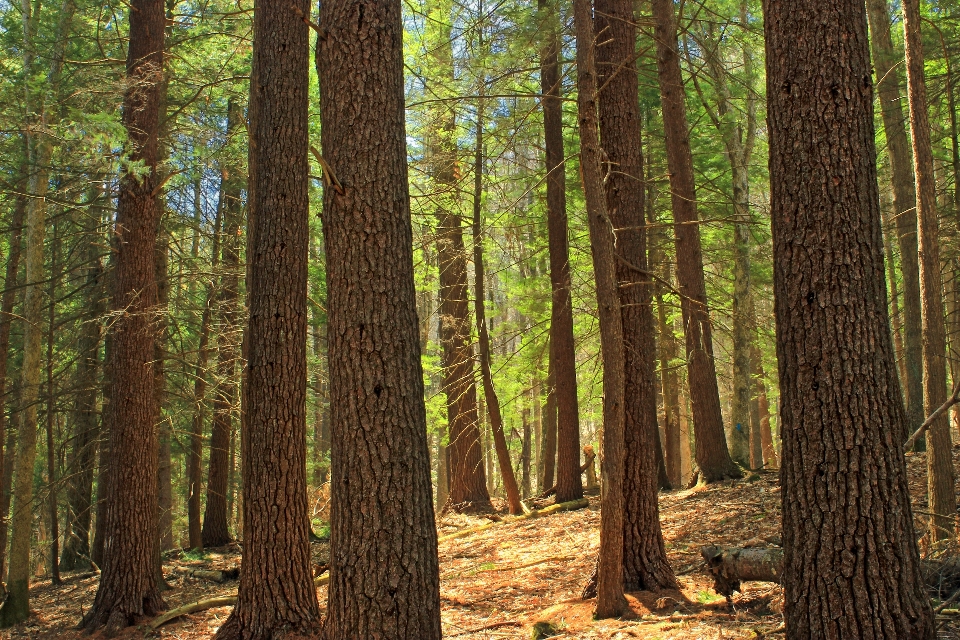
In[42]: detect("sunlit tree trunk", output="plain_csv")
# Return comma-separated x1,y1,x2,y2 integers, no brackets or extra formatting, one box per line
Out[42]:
902,0,956,541
765,0,936,635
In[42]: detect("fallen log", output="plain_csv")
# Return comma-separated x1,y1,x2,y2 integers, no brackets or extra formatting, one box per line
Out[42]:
171,566,240,583
701,546,783,598
148,596,238,629
437,498,589,543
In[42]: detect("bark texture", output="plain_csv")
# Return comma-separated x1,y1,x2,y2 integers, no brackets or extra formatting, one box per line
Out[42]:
652,0,740,483
81,0,167,631
318,0,442,636
764,0,936,636
572,0,626,618
212,0,320,636
865,0,925,445
540,0,582,504
596,0,676,593
902,0,957,541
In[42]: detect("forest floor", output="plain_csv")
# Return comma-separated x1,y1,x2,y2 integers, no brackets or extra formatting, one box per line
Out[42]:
4,449,960,639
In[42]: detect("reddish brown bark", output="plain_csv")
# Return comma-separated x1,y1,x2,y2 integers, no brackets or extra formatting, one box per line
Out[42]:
595,0,676,592
201,101,243,550
318,0,442,636
0,178,25,582
212,0,320,636
540,0,583,504
902,0,956,542
82,0,167,631
472,96,524,515
573,0,626,617
652,0,740,483
764,0,936,636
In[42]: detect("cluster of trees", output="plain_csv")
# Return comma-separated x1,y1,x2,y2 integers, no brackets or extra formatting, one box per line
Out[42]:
0,0,959,636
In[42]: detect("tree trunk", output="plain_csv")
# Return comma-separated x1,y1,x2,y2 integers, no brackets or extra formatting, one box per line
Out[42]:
318,0,442,636
752,343,778,469
60,213,103,572
540,0,583,504
45,221,61,585
187,203,223,552
213,1,321,636
472,91,524,515
865,0,925,447
540,360,558,492
696,12,758,469
1,0,76,623
902,0,957,542
651,0,741,483
155,233,173,554
427,8,491,513
202,100,244,550
764,0,936,636
573,0,626,618
81,0,166,632
595,0,676,592
0,169,26,583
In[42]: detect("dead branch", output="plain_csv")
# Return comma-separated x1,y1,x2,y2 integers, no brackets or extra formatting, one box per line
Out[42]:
904,382,960,452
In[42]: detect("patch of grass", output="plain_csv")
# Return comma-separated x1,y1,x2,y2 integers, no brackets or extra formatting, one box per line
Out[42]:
696,590,724,604
182,547,209,562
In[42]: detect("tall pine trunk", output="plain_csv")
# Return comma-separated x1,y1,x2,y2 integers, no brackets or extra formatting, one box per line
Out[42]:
318,0,442,636
81,0,167,631
202,102,244,549
573,0,627,618
212,0,320,635
865,0,926,446
764,0,935,635
539,0,582,503
902,0,956,541
595,0,675,592
0,168,26,583
651,0,740,483
472,91,524,515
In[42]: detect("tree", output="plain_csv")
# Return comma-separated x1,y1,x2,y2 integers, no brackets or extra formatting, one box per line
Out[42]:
865,0,925,447
764,0,936,636
902,0,956,542
201,99,244,549
651,0,741,483
426,0,492,514
211,0,320,635
318,0,443,636
0,166,25,583
81,0,167,631
692,9,759,469
595,0,676,592
572,0,626,619
1,0,77,625
60,205,104,571
539,0,583,503
472,85,524,516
